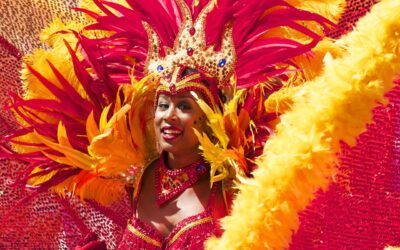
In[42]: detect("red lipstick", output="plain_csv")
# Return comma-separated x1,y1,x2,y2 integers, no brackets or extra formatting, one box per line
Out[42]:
161,125,183,141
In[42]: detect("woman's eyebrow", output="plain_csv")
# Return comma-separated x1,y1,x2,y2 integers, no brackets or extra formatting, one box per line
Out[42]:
175,93,196,99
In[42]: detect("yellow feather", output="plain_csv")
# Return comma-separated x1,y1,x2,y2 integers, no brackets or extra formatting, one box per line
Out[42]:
85,76,158,185
264,86,298,114
28,167,58,186
194,93,229,148
86,111,100,143
286,0,346,23
105,104,131,129
57,122,72,148
75,177,126,205
207,0,400,249
40,151,81,169
12,17,93,157
194,89,250,186
34,130,93,171
79,0,131,20
99,105,112,131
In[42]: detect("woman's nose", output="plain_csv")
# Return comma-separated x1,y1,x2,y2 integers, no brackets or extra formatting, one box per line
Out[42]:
164,105,177,121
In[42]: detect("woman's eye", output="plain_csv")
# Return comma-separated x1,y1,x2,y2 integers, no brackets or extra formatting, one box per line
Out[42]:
157,103,169,110
177,102,191,110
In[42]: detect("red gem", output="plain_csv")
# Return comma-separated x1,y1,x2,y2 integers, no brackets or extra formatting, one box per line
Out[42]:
169,84,176,92
189,27,196,36
187,48,194,56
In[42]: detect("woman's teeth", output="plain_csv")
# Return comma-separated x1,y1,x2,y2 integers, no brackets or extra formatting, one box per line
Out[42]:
161,128,182,140
163,130,181,135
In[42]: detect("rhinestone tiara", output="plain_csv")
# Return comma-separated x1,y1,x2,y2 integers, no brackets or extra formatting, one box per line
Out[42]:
144,0,236,86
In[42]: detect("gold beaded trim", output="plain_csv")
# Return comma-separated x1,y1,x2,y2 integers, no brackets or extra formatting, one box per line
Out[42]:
127,220,162,247
168,216,213,246
157,81,217,108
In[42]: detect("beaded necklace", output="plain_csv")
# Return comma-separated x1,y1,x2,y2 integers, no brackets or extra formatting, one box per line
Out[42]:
155,154,209,206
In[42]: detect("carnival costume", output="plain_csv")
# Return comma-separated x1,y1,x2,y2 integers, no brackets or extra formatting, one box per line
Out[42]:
1,0,400,249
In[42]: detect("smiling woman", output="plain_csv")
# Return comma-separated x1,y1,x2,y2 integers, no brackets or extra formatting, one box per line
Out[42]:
1,0,361,249
116,67,229,249
154,92,204,159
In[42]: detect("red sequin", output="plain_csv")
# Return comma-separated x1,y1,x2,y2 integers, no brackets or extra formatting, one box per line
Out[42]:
169,84,176,92
189,27,196,36
187,48,194,56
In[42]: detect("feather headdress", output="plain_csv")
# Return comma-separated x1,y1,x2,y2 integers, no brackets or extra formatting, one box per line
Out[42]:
2,0,342,205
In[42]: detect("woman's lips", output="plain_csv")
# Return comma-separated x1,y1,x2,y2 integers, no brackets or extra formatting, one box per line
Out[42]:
161,125,183,141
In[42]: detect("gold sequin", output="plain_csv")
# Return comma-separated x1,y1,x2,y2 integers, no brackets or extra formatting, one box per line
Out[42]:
168,217,213,246
127,220,163,247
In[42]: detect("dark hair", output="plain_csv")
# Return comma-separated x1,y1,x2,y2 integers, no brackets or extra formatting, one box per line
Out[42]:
181,68,198,77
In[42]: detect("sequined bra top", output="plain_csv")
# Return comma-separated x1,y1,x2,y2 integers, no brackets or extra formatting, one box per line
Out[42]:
117,182,220,249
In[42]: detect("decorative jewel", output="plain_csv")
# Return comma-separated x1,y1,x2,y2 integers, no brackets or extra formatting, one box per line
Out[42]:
218,58,226,67
155,154,209,206
189,27,196,36
157,65,164,72
196,164,206,172
169,83,176,92
187,47,194,56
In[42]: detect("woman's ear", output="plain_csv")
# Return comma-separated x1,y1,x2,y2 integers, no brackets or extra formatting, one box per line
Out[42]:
197,114,214,140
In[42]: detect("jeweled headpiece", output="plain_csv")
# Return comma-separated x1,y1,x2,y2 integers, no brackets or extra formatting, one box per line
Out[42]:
141,0,333,108
145,0,236,108
145,0,235,86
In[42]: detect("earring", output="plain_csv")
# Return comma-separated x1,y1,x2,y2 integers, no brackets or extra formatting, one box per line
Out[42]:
198,116,214,139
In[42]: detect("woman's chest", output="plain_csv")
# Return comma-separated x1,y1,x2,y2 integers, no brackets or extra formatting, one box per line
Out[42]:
136,175,211,236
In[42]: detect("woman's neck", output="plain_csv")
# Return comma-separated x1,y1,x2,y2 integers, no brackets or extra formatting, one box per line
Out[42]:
166,151,202,170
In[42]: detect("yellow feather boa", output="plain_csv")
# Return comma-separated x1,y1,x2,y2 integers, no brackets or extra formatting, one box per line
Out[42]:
206,0,400,249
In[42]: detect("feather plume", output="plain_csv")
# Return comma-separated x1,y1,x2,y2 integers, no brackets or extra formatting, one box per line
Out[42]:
193,90,251,185
286,0,346,24
3,0,346,208
207,0,400,248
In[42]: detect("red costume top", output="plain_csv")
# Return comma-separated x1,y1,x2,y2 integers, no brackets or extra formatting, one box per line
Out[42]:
118,185,220,249
118,154,224,250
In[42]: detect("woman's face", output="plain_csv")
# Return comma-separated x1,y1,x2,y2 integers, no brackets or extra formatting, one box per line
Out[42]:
154,92,205,156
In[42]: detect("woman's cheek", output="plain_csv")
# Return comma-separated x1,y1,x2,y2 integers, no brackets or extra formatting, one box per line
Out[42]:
153,112,162,139
153,111,162,126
